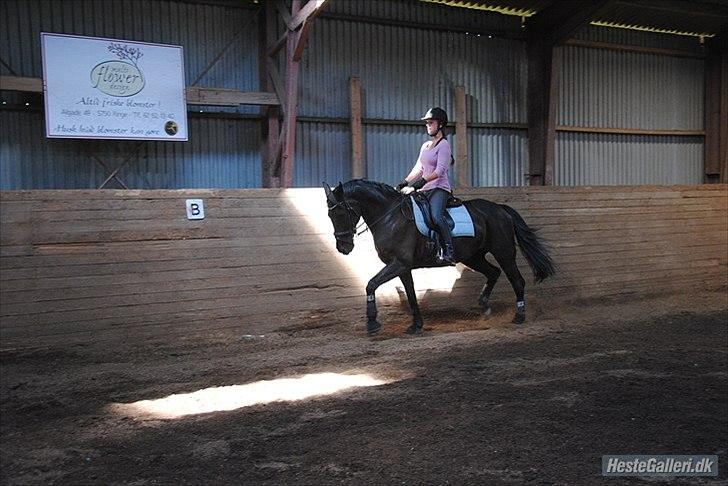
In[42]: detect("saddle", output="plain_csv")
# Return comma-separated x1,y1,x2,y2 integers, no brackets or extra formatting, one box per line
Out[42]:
410,193,475,239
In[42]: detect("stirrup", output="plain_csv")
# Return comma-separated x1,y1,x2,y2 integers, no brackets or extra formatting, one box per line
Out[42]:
437,247,456,265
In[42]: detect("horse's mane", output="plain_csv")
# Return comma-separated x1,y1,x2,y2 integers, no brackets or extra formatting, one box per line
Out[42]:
343,179,400,199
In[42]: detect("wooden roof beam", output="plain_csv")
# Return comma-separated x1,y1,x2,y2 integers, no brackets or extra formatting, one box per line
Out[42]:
292,0,330,61
0,76,280,106
289,0,329,31
0,76,42,92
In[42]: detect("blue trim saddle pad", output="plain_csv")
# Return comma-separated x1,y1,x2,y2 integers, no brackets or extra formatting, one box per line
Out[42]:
410,196,475,237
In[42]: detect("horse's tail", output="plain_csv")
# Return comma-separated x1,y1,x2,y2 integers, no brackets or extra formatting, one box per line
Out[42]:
500,204,556,282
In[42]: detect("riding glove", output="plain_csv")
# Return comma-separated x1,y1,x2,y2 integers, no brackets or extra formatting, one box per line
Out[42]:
408,177,427,190
395,179,408,191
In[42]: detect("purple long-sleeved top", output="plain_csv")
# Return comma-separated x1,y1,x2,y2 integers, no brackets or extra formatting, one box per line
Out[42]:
406,138,452,192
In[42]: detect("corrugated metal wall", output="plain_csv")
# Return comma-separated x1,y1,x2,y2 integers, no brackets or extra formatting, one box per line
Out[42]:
295,121,351,187
0,0,262,189
0,110,261,189
0,0,710,189
470,128,528,186
295,121,526,189
555,132,703,185
0,0,259,92
558,45,704,129
300,20,528,120
363,124,435,186
555,37,704,186
297,14,528,186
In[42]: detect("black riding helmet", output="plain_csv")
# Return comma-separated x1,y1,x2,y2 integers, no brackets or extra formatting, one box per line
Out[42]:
421,106,454,165
420,107,448,128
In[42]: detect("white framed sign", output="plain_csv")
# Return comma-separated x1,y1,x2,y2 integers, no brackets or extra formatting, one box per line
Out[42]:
185,199,205,220
41,33,188,141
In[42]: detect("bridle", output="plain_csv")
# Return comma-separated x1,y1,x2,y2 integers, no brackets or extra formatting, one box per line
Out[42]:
328,198,360,243
328,193,410,243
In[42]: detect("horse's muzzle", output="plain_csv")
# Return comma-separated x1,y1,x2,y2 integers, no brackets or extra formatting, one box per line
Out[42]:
336,240,354,255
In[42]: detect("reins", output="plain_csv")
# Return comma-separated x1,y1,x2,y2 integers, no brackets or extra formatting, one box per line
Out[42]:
354,194,411,236
329,185,414,244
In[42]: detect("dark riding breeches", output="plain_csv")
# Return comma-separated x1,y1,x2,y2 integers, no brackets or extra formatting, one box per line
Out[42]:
423,188,453,247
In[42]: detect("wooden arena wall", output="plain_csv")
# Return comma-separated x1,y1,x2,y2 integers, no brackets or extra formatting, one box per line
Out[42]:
1,185,726,349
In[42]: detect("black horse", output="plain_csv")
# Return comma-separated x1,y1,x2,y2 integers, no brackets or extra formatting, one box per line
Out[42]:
323,179,555,335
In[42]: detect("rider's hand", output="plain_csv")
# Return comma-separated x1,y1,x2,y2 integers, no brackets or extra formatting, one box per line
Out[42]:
395,179,408,192
408,177,426,190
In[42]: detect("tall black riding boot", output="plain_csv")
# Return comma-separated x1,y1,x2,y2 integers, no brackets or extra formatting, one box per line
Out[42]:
439,228,456,265
428,187,456,265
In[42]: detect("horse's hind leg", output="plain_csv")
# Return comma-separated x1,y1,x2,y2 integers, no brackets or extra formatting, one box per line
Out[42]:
492,253,526,324
399,270,424,334
462,252,501,316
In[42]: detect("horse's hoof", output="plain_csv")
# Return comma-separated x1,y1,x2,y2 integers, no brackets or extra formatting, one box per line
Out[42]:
512,313,525,324
404,325,423,335
483,306,492,316
478,297,491,313
367,320,382,335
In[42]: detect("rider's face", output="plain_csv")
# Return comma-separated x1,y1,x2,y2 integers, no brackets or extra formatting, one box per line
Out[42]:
425,119,440,136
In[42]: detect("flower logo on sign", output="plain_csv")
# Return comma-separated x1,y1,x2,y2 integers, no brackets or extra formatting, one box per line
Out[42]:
90,43,145,97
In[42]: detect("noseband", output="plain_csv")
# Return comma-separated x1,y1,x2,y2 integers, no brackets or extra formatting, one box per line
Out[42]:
328,199,359,242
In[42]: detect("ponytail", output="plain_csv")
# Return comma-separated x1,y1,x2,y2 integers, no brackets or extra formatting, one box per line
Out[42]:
433,129,455,165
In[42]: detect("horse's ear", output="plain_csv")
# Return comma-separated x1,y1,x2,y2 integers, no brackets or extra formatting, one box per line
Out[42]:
323,182,336,204
334,181,343,195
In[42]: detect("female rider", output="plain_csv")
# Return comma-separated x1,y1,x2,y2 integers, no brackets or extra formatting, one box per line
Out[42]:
396,107,455,265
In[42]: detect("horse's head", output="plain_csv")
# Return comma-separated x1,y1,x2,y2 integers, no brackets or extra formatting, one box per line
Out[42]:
323,181,360,255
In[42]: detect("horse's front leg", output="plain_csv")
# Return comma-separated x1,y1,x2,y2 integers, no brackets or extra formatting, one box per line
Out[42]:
365,260,407,335
399,270,423,334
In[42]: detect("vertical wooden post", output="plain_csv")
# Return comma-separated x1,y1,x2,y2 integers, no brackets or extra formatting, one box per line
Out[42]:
260,3,280,188
705,46,721,182
349,77,364,179
524,1,605,187
454,86,469,187
281,0,302,188
722,52,728,183
527,41,560,186
264,0,328,188
544,47,560,186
